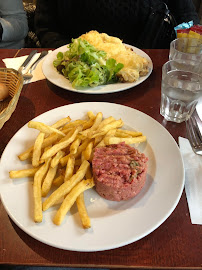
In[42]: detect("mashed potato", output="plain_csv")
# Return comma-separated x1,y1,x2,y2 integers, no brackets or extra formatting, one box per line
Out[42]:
79,30,149,83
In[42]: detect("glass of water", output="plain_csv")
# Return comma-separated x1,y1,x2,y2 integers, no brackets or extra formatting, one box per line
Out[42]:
160,60,202,123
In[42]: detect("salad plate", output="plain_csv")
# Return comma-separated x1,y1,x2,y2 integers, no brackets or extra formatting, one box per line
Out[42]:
42,45,153,94
0,102,184,251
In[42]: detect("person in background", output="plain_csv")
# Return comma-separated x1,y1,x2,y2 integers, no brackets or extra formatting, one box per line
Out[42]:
0,0,28,49
34,0,200,49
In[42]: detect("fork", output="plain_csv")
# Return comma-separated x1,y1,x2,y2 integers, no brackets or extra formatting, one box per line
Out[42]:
186,114,202,155
23,51,48,80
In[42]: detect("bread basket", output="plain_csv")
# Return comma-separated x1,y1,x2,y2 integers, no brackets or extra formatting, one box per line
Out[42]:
0,68,23,129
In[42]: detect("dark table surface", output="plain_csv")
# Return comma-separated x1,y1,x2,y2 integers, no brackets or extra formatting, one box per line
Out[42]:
0,48,201,270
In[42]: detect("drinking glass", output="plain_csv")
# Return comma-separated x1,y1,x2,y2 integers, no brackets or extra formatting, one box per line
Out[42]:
160,60,202,123
169,37,202,62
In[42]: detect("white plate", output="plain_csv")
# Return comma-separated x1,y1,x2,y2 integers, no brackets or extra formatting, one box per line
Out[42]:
42,44,153,94
0,102,184,252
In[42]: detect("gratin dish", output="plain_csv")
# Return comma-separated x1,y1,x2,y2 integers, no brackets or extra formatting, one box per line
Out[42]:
0,68,23,129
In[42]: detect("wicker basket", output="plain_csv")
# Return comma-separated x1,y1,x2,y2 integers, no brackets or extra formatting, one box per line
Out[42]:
0,68,24,129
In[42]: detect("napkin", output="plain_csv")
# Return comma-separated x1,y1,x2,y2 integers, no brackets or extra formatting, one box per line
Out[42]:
179,136,202,225
2,51,52,84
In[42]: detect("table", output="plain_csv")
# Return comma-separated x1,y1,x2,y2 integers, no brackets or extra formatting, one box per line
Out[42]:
0,48,201,270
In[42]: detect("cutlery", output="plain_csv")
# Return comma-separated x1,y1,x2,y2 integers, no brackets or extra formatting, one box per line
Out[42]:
23,51,48,80
18,50,38,73
186,114,202,155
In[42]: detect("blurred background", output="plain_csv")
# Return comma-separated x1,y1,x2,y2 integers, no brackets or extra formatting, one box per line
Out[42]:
22,0,202,48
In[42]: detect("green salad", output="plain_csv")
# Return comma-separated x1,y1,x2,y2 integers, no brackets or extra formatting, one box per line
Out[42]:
53,38,124,89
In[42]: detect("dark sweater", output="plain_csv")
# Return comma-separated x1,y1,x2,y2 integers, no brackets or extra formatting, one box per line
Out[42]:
35,0,200,48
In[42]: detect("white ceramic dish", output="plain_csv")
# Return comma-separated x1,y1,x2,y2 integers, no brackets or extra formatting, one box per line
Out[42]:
42,45,153,94
0,102,184,251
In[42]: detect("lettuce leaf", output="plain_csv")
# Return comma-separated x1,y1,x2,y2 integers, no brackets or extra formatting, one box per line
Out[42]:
53,38,124,89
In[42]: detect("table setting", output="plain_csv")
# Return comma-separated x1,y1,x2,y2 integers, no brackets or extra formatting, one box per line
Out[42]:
0,31,201,269
160,37,202,225
2,50,51,84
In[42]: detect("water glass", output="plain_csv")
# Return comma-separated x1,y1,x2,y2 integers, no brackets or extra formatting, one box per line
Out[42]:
160,60,202,123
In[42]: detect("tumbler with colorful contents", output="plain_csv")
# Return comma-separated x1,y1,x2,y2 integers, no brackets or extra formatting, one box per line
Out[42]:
160,60,202,123
176,25,202,39
169,37,202,62
170,23,202,60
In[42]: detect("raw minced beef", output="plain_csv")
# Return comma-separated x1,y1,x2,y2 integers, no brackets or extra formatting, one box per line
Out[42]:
92,142,148,201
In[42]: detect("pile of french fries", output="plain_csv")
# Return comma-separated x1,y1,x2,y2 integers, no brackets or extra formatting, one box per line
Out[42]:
9,111,146,229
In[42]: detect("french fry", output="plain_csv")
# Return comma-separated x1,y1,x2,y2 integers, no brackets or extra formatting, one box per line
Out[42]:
95,140,105,148
61,119,86,132
32,132,45,167
81,151,85,163
9,167,39,178
96,129,117,148
85,165,92,179
18,146,33,161
28,121,66,136
75,158,82,167
18,115,69,161
53,178,94,225
76,192,91,229
87,111,96,119
53,175,64,187
104,135,147,145
19,137,59,162
60,138,90,167
90,112,103,129
100,119,124,132
41,164,58,197
115,129,142,137
74,138,91,158
57,128,76,143
42,133,59,148
18,133,59,162
94,135,104,146
59,153,70,167
91,119,124,138
33,158,51,223
80,118,95,132
51,150,65,168
43,160,90,211
115,131,131,138
41,127,81,161
87,116,115,146
70,137,81,155
95,116,115,130
83,141,94,161
80,112,103,137
64,155,75,181
51,116,71,129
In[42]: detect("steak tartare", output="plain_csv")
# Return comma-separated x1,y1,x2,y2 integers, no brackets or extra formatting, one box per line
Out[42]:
92,142,148,201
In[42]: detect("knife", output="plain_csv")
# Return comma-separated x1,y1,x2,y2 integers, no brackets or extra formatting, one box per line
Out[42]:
29,50,48,69
18,50,38,73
